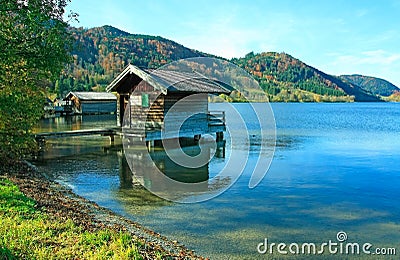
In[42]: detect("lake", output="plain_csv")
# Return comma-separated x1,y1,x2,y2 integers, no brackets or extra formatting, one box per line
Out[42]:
34,102,400,259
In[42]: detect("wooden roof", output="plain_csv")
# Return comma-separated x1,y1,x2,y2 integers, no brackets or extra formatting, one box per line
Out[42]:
106,64,232,95
64,92,117,101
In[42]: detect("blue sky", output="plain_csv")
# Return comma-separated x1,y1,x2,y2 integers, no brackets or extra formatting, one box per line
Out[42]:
66,0,400,87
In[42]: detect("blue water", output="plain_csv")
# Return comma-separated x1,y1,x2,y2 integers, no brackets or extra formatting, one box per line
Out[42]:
35,102,400,259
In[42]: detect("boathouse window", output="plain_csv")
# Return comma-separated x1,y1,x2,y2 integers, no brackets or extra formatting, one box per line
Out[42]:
141,93,149,108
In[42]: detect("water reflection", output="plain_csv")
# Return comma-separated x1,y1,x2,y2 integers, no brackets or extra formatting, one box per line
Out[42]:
34,114,117,133
118,150,134,189
33,114,118,160
33,103,400,259
116,151,171,211
34,142,172,215
123,137,231,202
35,136,118,161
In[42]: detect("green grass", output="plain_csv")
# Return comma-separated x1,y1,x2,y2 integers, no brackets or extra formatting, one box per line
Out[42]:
0,178,165,259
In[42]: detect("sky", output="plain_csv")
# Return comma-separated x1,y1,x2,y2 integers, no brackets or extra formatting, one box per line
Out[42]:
66,0,400,87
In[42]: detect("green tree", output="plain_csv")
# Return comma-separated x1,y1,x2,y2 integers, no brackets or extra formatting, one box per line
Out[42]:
54,80,60,96
0,0,75,162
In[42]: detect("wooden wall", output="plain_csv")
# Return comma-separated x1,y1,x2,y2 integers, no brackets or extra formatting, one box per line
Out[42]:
80,101,117,114
117,81,159,127
119,78,211,140
163,93,208,139
127,92,164,130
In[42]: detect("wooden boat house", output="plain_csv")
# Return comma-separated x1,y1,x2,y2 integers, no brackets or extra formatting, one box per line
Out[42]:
63,92,117,115
106,64,232,145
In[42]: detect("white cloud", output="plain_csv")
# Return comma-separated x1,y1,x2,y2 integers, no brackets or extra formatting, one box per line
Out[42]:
177,28,259,59
335,50,400,66
320,50,400,86
175,11,298,59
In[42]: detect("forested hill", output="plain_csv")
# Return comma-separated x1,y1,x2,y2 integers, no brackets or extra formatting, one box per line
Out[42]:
340,74,399,97
52,25,382,102
54,25,208,95
232,52,380,102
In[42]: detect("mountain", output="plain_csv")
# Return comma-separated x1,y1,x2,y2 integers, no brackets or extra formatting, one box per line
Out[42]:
387,92,400,102
340,74,399,97
53,25,209,95
50,25,381,102
232,52,380,102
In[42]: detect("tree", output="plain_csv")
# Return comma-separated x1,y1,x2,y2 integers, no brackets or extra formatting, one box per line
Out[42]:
54,80,60,96
0,0,76,162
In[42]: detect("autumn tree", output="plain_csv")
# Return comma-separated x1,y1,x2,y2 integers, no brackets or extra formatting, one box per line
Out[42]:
0,0,76,162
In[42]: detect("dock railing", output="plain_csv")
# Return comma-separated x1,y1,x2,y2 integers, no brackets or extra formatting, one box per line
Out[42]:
123,111,226,140
208,111,225,126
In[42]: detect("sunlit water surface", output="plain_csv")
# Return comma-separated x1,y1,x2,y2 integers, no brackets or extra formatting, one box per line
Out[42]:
34,103,400,259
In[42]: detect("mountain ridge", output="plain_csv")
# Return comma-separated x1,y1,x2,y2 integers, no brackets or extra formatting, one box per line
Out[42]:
51,25,392,102
232,52,380,102
340,74,399,97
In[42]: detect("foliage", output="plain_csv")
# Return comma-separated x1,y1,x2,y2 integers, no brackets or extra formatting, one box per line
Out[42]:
232,52,380,102
386,91,400,102
0,178,161,259
0,0,73,161
52,26,209,97
0,65,45,160
340,74,400,97
0,178,36,217
48,26,382,103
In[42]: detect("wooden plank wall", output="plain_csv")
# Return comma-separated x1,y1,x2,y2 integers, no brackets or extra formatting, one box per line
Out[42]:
117,81,156,127
135,81,155,92
121,80,211,140
128,92,164,130
163,93,208,138
81,101,116,114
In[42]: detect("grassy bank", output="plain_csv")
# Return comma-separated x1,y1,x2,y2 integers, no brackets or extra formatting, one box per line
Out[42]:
0,161,201,260
0,178,164,259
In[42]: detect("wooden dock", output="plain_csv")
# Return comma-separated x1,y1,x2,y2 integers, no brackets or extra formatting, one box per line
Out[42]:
34,128,121,150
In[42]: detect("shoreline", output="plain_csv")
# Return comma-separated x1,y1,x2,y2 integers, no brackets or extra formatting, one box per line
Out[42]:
1,160,203,259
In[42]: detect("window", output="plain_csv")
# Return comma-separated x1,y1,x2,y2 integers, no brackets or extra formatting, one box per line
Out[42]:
142,93,149,108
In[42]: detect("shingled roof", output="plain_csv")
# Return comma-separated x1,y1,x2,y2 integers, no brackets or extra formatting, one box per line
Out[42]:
106,64,232,94
64,92,117,101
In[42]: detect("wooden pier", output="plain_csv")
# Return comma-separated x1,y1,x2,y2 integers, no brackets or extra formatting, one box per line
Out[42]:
34,126,226,159
34,128,121,150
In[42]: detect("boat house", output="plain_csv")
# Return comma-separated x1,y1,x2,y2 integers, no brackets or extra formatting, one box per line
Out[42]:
106,64,232,144
63,92,117,115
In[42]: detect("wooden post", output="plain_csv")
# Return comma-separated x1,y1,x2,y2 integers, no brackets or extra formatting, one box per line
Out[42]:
216,140,226,158
194,134,201,144
215,132,225,158
216,132,224,142
146,140,154,152
109,134,115,145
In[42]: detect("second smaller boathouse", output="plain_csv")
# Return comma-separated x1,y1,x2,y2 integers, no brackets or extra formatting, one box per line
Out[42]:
63,91,117,115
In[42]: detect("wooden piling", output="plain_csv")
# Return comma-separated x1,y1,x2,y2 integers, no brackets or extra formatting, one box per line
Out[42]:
216,132,224,142
146,140,154,152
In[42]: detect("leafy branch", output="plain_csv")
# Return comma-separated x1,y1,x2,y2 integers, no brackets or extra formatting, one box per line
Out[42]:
0,0,74,161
